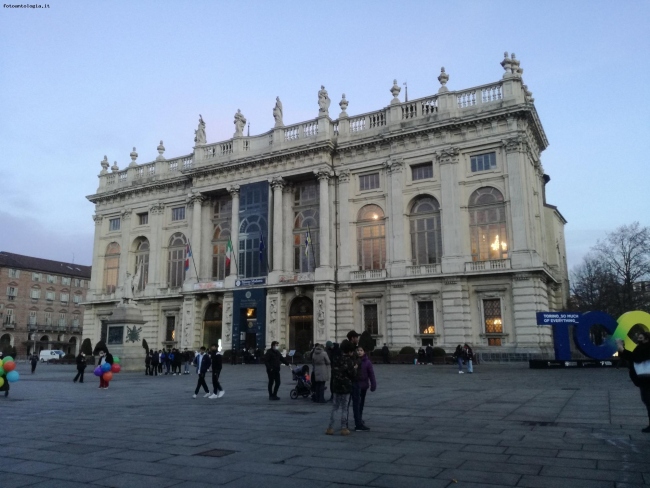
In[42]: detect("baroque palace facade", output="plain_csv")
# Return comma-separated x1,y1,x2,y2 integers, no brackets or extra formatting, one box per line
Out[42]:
85,53,568,356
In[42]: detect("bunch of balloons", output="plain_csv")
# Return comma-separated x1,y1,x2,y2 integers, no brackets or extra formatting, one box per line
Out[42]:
93,356,121,382
0,356,20,388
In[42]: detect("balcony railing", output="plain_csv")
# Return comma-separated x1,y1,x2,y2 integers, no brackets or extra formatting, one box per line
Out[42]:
2,321,16,329
406,264,441,276
465,259,511,272
350,269,388,280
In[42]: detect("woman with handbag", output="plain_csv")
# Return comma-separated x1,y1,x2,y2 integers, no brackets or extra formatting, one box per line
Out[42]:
617,331,650,433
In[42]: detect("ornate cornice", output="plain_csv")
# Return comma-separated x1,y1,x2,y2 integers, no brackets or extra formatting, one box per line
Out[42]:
384,159,404,174
337,169,351,183
150,202,165,215
503,135,528,153
92,214,103,225
315,168,332,181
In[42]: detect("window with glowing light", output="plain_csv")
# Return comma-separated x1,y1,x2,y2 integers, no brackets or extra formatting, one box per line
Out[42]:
410,196,442,265
167,233,187,287
166,316,176,342
418,301,435,334
469,187,508,261
357,205,386,270
483,298,503,346
363,304,379,335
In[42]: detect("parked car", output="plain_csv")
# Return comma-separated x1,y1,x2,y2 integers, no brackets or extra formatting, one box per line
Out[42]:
39,350,65,362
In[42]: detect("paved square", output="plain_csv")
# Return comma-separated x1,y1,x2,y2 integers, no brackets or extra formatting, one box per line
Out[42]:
1,362,649,487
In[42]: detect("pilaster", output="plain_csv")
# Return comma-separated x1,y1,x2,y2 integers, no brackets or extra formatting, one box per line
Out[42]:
225,186,240,286
314,285,335,343
441,278,472,345
148,202,165,291
386,159,406,276
266,288,282,345
118,208,133,299
511,273,552,352
186,193,205,285
337,170,352,272
283,184,294,274
315,169,334,281
269,178,285,282
439,148,467,273
90,214,103,297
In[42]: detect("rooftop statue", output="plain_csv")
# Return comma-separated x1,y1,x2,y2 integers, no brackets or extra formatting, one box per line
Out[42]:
273,97,283,127
194,115,206,145
234,109,247,137
318,85,331,115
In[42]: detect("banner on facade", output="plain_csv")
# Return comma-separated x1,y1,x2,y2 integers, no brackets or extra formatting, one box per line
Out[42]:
192,281,224,291
278,273,314,283
235,278,266,287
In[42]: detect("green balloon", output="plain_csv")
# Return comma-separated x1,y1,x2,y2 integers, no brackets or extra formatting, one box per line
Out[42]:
113,356,120,364
3,356,13,363
0,368,5,376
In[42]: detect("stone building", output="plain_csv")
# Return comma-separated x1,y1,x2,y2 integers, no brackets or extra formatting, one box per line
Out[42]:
0,252,91,357
84,53,568,357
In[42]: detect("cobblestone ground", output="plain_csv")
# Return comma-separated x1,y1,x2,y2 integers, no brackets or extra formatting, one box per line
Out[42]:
1,361,649,488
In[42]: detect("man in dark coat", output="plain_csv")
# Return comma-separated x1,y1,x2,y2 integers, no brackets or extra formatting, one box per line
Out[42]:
73,352,87,383
192,347,212,399
208,344,225,399
263,341,290,400
381,343,390,364
618,332,650,433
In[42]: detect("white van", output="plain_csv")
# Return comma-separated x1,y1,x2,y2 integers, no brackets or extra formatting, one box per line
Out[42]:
39,350,65,362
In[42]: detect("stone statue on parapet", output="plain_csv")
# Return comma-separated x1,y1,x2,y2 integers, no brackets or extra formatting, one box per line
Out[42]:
318,85,331,115
273,97,284,127
123,272,134,304
194,115,206,145
234,109,247,137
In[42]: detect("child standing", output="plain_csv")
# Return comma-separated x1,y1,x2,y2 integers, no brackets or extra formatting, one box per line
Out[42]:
355,346,377,431
326,341,357,436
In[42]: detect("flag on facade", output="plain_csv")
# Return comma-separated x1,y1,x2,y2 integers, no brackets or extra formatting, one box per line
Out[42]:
184,242,192,272
305,229,311,257
225,238,233,269
259,232,265,262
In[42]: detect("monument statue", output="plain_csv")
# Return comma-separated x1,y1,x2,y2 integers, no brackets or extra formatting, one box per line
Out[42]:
123,272,134,303
273,97,283,127
194,115,206,145
234,109,247,137
318,85,331,115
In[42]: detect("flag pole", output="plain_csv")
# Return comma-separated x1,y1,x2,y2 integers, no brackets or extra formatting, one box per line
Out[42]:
188,239,200,282
308,225,317,272
227,236,239,278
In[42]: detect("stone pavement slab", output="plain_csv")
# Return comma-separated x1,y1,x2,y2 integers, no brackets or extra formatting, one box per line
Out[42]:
1,362,650,487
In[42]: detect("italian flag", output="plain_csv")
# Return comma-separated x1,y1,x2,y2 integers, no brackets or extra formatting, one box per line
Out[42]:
225,238,233,269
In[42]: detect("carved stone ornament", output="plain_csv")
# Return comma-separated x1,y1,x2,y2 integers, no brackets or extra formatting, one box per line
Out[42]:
437,67,449,93
234,109,247,137
228,184,240,196
129,147,138,167
121,208,132,220
92,214,103,225
318,85,331,114
390,79,401,103
188,192,205,206
504,136,526,153
156,140,166,161
100,155,109,174
194,115,206,145
439,147,460,161
273,97,283,127
338,169,351,183
339,93,349,116
316,169,332,181
111,161,119,172
317,299,325,339
270,177,285,191
150,202,165,215
385,159,404,174
500,52,513,77
224,303,232,342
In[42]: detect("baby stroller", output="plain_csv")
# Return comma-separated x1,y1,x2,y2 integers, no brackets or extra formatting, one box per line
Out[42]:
290,365,312,399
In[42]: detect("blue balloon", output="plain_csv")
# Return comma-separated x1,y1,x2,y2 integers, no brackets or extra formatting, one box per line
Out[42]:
101,363,111,373
6,370,19,383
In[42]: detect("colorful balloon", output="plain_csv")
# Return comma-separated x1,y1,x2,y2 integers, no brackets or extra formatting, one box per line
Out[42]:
111,363,121,373
113,356,120,364
3,356,13,363
0,377,4,388
101,362,111,373
0,359,3,369
0,367,5,376
6,371,19,383
3,361,16,373
94,366,103,377
102,371,113,382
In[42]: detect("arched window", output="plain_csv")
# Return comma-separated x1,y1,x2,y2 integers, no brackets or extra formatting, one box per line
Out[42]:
0,333,12,349
294,208,319,272
134,238,149,291
238,216,267,278
167,233,187,287
469,187,508,261
357,205,386,270
103,242,120,294
409,196,442,265
212,223,231,280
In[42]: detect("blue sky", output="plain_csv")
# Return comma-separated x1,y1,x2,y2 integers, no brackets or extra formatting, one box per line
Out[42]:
1,0,648,269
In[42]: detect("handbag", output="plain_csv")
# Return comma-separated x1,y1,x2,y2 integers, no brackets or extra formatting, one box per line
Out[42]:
633,360,650,377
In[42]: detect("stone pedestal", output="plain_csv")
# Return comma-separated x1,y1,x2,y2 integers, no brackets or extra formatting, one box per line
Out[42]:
103,302,147,372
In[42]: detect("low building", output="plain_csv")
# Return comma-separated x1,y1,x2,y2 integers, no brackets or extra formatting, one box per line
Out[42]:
0,252,91,357
84,53,568,357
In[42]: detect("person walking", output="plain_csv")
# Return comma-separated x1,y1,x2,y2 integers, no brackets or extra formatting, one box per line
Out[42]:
30,353,39,374
312,343,330,403
381,343,390,364
172,348,182,375
618,332,650,433
453,345,466,374
463,343,474,373
208,344,225,399
326,341,357,436
355,346,377,431
182,348,191,374
145,350,152,376
151,350,159,376
73,352,87,383
157,350,164,374
192,347,212,399
98,349,114,389
263,341,290,400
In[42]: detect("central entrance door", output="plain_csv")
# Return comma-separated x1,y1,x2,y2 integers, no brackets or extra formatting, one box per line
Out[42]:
289,297,313,354
203,303,223,349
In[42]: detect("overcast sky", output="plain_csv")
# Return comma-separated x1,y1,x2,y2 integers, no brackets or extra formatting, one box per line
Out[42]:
1,0,648,270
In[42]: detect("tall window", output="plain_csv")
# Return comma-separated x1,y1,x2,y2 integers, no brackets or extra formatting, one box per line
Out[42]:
60,293,69,303
29,311,37,325
30,288,41,299
32,273,42,282
357,205,386,270
293,182,320,273
409,196,442,265
469,187,508,262
411,162,433,181
45,312,52,326
483,298,503,346
418,301,435,334
109,218,121,231
46,290,55,301
62,277,71,286
212,223,231,280
58,313,66,327
166,316,176,342
167,233,187,287
359,173,380,191
171,206,186,221
138,212,149,225
47,275,56,283
8,269,19,278
363,304,379,335
6,286,17,299
4,309,14,325
103,242,120,294
239,216,267,278
470,152,497,172
134,238,150,291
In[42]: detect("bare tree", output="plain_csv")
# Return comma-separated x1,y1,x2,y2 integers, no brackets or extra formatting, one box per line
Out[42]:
570,253,618,314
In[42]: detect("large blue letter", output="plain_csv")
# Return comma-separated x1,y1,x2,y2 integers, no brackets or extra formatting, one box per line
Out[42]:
573,311,617,360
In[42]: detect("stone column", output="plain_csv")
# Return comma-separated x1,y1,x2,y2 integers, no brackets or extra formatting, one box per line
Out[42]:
439,148,466,273
118,208,133,299
187,193,204,285
511,273,551,352
316,169,333,280
226,186,240,284
270,178,284,274
283,184,294,274
148,202,165,291
386,159,406,275
90,215,104,297
441,278,472,345
337,170,352,271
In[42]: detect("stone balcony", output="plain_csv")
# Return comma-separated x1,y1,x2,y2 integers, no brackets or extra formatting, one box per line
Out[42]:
465,259,511,272
405,264,441,277
350,269,388,281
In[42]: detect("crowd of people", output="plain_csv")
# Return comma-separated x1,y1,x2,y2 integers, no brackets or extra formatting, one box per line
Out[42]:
145,348,196,376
